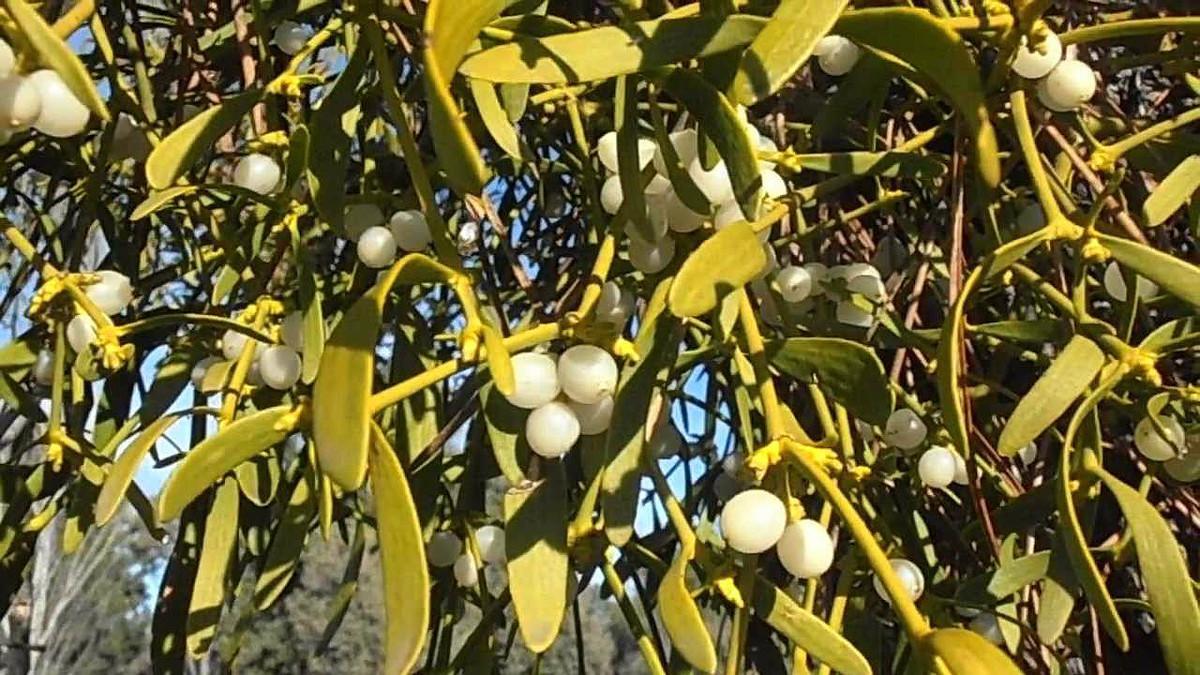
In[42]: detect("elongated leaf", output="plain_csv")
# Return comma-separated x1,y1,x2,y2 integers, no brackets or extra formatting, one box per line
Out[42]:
771,150,946,180
146,90,260,189
922,628,1023,675
669,220,765,318
314,525,365,656
254,474,315,610
768,338,893,425
752,579,871,675
151,505,203,674
1100,233,1200,308
616,75,653,242
424,0,504,195
307,42,366,230
972,319,1065,344
8,0,110,120
131,187,200,220
460,15,767,85
300,266,325,384
997,336,1105,456
1139,316,1198,354
369,425,430,674
835,8,1000,188
660,68,762,219
96,411,191,526
1095,470,1200,674
731,0,848,104
470,79,522,161
659,552,717,673
1143,155,1200,227
956,552,1051,606
505,464,569,653
649,104,710,214
186,479,239,657
158,405,300,521
481,383,530,485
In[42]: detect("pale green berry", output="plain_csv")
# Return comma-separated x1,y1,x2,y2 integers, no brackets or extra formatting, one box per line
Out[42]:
803,263,829,296
628,234,675,274
884,409,927,449
1163,443,1200,483
720,488,787,554
664,190,706,233
66,314,97,353
776,266,813,303
86,270,133,315
687,156,734,205
651,129,698,177
232,153,280,195
357,225,398,268
427,531,462,568
776,519,835,579
259,345,302,390
32,349,54,386
506,352,560,409
0,75,42,130
526,401,580,459
600,174,624,215
918,446,958,488
389,210,432,252
835,300,874,328
1012,31,1062,79
280,311,304,351
344,203,386,241
1017,442,1038,466
569,396,614,435
815,36,860,76
597,131,655,174
273,21,310,55
1134,415,1184,461
191,356,221,389
29,69,89,137
474,525,507,565
453,554,478,587
221,329,260,361
595,281,635,328
1037,60,1096,112
873,558,925,604
558,345,618,404
1103,261,1157,302
761,169,788,198
0,39,13,78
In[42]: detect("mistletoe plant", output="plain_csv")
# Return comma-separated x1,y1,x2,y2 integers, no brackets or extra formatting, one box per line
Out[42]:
0,0,1198,673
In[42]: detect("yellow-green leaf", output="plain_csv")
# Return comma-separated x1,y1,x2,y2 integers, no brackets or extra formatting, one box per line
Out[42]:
96,411,191,527
669,220,765,318
505,464,569,653
835,8,1000,188
767,338,894,425
470,78,523,161
481,383,530,485
158,405,300,522
922,628,1023,675
1094,469,1200,674
752,578,871,675
369,425,430,674
423,0,504,195
1100,233,1200,308
771,150,946,180
253,473,315,611
307,43,367,230
131,186,200,220
997,335,1105,456
8,0,110,121
658,552,717,673
460,15,766,85
481,324,515,397
1142,155,1200,227
145,90,261,190
186,478,239,657
730,0,850,105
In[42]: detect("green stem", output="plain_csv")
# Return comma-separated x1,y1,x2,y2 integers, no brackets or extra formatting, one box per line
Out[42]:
601,557,668,675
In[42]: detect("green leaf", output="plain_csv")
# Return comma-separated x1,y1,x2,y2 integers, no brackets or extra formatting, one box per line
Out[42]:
669,220,765,318
835,8,1000,188
1142,155,1200,227
649,104,710,215
1095,470,1200,674
307,42,367,231
771,150,946,180
96,411,192,526
145,90,261,190
423,0,505,195
616,75,653,243
470,78,523,161
505,464,569,653
186,478,239,657
658,552,717,673
1139,316,1198,354
460,15,767,85
1100,233,1200,308
8,0,110,121
369,425,430,674
972,319,1065,344
752,578,871,675
921,628,1023,675
603,279,675,546
158,405,300,522
481,383,530,485
300,266,325,384
956,552,1051,606
660,68,762,219
731,0,849,105
131,186,201,220
997,336,1105,456
314,524,365,656
151,505,203,674
767,338,894,425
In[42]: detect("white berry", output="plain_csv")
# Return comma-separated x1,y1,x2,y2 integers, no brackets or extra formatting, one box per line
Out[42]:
357,226,398,269
803,263,829,296
1017,442,1038,466
600,174,625,215
569,396,614,435
687,156,735,205
344,203,386,241
597,131,655,174
506,352,560,409
884,409,927,449
1037,60,1096,112
628,234,675,274
427,531,462,568
652,129,698,177
1103,261,1157,302
191,356,220,389
474,525,507,565
389,210,432,252
970,613,1005,645
66,314,97,353
453,553,478,587
952,450,969,486
526,401,581,459
280,311,304,351
761,169,788,199
777,519,835,579
0,75,42,130
1164,446,1200,483
714,200,749,230
815,36,860,76
28,70,89,137
557,345,618,405
873,558,925,604
232,153,281,195
0,39,13,78
847,274,886,303
457,221,480,252
720,489,787,554
86,270,133,315
664,190,706,233
1012,31,1063,80
259,345,302,390
221,329,259,361
1134,415,1184,461
32,349,55,386
918,446,958,488
775,266,812,303
595,281,635,328
273,21,310,56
